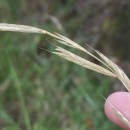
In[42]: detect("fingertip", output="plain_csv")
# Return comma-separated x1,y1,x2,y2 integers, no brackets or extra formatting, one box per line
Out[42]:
104,92,130,130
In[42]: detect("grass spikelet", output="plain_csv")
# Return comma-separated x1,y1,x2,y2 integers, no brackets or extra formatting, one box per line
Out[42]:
53,46,115,77
0,23,130,128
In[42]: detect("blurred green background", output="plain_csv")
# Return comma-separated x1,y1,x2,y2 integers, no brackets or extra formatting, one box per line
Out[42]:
0,0,130,130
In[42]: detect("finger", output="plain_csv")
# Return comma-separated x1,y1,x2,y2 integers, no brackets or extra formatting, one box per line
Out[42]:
104,92,130,130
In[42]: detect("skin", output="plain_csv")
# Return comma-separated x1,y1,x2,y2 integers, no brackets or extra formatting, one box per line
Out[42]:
104,92,130,130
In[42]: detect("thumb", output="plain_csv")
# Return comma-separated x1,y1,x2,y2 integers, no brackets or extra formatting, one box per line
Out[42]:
104,92,130,130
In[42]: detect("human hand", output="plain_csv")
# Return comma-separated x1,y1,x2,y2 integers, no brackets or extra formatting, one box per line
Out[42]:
104,92,130,130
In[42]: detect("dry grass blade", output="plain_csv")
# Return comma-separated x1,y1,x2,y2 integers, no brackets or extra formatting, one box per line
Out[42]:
0,23,130,89
0,23,130,128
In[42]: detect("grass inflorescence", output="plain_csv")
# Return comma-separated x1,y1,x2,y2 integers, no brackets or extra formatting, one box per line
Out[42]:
0,23,129,129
